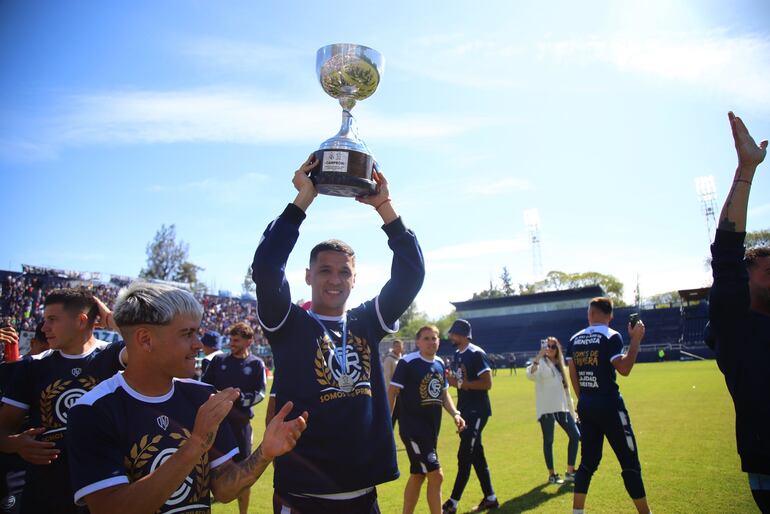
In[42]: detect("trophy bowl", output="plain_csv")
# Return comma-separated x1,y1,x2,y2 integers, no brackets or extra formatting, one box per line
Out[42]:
312,44,384,197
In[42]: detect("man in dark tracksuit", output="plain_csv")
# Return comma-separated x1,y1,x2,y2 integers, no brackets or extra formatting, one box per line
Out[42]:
443,319,498,514
566,297,650,514
252,154,425,514
709,111,770,512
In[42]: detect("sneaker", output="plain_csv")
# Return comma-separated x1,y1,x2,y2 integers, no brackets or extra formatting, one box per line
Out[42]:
472,497,500,511
442,500,458,514
548,473,564,484
564,471,576,482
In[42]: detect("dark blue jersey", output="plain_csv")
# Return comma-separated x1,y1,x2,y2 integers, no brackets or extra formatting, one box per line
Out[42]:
566,324,624,406
390,352,447,441
0,340,125,512
709,229,770,474
452,343,492,417
67,373,238,511
202,353,266,420
252,203,425,495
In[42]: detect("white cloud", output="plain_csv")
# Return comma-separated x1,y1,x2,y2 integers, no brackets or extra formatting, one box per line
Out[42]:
541,32,770,108
398,31,770,108
425,238,528,262
148,172,269,203
179,37,305,73
20,88,491,152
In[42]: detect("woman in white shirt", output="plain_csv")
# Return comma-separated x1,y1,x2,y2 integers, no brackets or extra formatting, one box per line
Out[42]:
526,336,580,484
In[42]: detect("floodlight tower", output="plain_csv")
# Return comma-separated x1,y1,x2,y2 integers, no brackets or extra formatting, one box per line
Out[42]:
523,208,543,280
695,176,717,244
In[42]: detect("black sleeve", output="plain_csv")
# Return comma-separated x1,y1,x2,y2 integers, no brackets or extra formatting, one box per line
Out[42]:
252,204,305,333
374,217,426,328
708,229,749,360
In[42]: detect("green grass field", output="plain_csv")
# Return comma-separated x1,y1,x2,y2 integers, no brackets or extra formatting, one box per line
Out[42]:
213,360,757,513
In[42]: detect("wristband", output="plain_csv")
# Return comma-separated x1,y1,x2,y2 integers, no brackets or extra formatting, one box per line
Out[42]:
735,179,752,185
374,198,391,211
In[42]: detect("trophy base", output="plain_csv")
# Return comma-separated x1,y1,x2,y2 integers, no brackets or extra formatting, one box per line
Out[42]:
312,149,377,197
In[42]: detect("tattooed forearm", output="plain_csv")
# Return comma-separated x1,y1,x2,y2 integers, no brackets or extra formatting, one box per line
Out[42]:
210,444,272,502
718,177,752,233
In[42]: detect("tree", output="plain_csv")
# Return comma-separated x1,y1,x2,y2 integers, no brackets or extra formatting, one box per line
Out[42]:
500,267,514,296
242,265,256,294
140,224,205,293
644,290,680,307
501,270,626,306
398,301,420,331
471,280,505,300
746,228,770,249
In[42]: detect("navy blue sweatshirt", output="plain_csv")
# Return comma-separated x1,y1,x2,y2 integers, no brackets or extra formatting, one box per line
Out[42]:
252,203,425,494
709,229,770,474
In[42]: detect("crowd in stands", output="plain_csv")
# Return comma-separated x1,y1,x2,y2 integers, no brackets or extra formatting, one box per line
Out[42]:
0,269,269,350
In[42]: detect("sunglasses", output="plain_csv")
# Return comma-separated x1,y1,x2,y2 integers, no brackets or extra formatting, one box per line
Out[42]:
547,345,558,350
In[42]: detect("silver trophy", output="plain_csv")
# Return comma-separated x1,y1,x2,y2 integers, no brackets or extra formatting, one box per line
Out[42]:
312,43,384,197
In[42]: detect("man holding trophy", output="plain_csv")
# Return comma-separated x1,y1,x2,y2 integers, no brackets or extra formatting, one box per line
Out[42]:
252,44,426,513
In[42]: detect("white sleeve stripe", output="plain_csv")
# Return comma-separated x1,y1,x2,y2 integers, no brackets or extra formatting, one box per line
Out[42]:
74,476,130,505
1,398,29,410
256,300,291,333
389,381,404,389
211,447,239,469
565,357,572,361
477,367,491,377
375,295,398,334
610,353,624,362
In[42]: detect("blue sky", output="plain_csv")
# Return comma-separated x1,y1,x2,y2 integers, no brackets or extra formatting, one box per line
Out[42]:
1,0,769,317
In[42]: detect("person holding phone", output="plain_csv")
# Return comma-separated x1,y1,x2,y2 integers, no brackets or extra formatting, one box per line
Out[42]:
526,336,579,484
565,297,650,514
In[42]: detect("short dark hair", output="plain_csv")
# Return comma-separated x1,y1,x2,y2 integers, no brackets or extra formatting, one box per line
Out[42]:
745,247,770,268
227,322,255,340
589,297,613,315
44,288,99,325
309,239,355,266
415,325,439,340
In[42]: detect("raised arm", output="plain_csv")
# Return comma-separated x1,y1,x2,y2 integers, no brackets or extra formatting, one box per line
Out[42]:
210,402,308,503
710,113,767,333
357,170,426,327
252,155,319,331
612,322,645,377
717,112,767,233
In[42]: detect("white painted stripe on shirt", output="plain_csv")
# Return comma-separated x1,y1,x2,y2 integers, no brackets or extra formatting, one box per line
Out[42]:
389,381,404,389
375,295,398,334
0,397,29,410
296,487,374,500
211,447,240,469
165,504,209,514
256,301,291,333
74,475,130,505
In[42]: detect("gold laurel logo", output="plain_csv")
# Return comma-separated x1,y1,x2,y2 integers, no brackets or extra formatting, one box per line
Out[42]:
124,434,163,482
39,379,72,428
78,375,99,391
314,339,334,386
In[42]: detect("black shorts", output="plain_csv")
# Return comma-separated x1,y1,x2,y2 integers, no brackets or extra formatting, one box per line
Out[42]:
400,433,440,475
273,489,380,514
228,418,253,462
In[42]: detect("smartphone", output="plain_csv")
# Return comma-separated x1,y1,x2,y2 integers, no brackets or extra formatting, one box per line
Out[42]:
629,313,640,328
540,339,548,349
